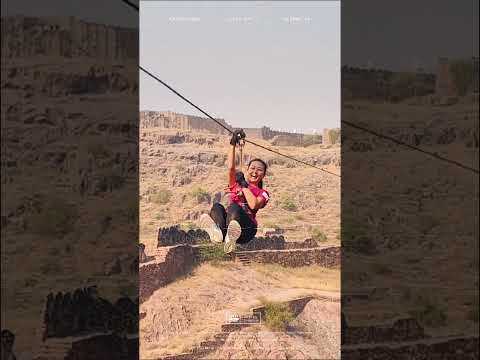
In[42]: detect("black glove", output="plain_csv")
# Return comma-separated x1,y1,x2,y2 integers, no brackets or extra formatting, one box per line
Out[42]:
230,129,246,146
235,171,249,188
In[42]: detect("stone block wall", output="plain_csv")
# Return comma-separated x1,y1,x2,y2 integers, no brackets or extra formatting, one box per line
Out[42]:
140,111,231,134
283,238,321,249
157,225,320,250
342,66,436,101
237,236,317,251
236,236,287,251
236,246,340,268
1,16,137,61
140,111,320,144
344,318,426,345
42,286,138,339
270,134,307,146
139,244,340,310
139,245,198,303
157,225,209,247
343,336,479,360
62,334,138,360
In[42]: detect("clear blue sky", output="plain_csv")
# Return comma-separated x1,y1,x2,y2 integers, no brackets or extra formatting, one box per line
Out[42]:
140,1,341,133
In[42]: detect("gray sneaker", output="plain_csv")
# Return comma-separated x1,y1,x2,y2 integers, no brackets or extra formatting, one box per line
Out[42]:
224,220,242,253
199,214,223,243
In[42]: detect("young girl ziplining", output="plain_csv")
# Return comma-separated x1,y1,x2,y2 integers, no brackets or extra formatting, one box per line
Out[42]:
199,129,270,253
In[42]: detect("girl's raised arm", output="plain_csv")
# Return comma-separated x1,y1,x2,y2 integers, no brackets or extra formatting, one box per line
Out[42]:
227,129,245,186
227,142,236,186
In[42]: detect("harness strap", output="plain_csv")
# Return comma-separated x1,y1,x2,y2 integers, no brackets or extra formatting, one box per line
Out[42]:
238,139,245,171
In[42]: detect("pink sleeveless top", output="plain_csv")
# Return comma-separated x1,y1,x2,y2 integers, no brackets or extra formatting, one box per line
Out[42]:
227,183,270,224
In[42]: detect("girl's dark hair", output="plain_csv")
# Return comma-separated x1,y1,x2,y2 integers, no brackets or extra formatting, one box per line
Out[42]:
247,158,268,188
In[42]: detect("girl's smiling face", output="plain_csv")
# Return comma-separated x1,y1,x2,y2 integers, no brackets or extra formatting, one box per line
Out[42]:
246,160,266,185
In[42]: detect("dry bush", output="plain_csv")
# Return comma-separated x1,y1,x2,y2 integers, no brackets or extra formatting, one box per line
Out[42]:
311,227,328,242
152,189,172,205
258,297,295,331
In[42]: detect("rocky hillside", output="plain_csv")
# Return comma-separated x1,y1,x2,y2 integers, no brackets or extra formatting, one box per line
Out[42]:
342,99,479,337
139,125,341,359
140,262,340,359
1,25,138,355
139,127,341,252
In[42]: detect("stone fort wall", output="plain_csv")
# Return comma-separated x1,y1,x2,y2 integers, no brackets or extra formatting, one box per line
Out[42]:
1,16,137,61
140,110,231,135
141,111,332,144
342,65,435,101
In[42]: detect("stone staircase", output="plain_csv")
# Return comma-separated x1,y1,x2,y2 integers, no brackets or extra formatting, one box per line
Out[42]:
159,323,254,360
36,337,74,360
156,296,337,360
154,247,171,262
234,252,252,266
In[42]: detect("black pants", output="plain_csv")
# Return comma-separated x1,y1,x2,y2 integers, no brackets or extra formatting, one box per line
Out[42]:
210,203,257,244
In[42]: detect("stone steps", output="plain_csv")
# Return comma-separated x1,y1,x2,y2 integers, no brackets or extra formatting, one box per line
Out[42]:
156,295,338,360
154,247,171,261
36,340,72,360
235,252,251,266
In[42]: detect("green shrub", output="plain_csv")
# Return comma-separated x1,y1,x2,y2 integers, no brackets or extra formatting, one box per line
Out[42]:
152,189,172,205
311,227,328,242
260,298,295,331
280,196,297,212
191,187,210,204
180,222,196,231
197,244,228,263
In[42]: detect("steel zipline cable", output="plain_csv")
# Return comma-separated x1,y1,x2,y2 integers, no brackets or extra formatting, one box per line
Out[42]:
140,66,232,135
121,0,139,11
341,120,479,174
